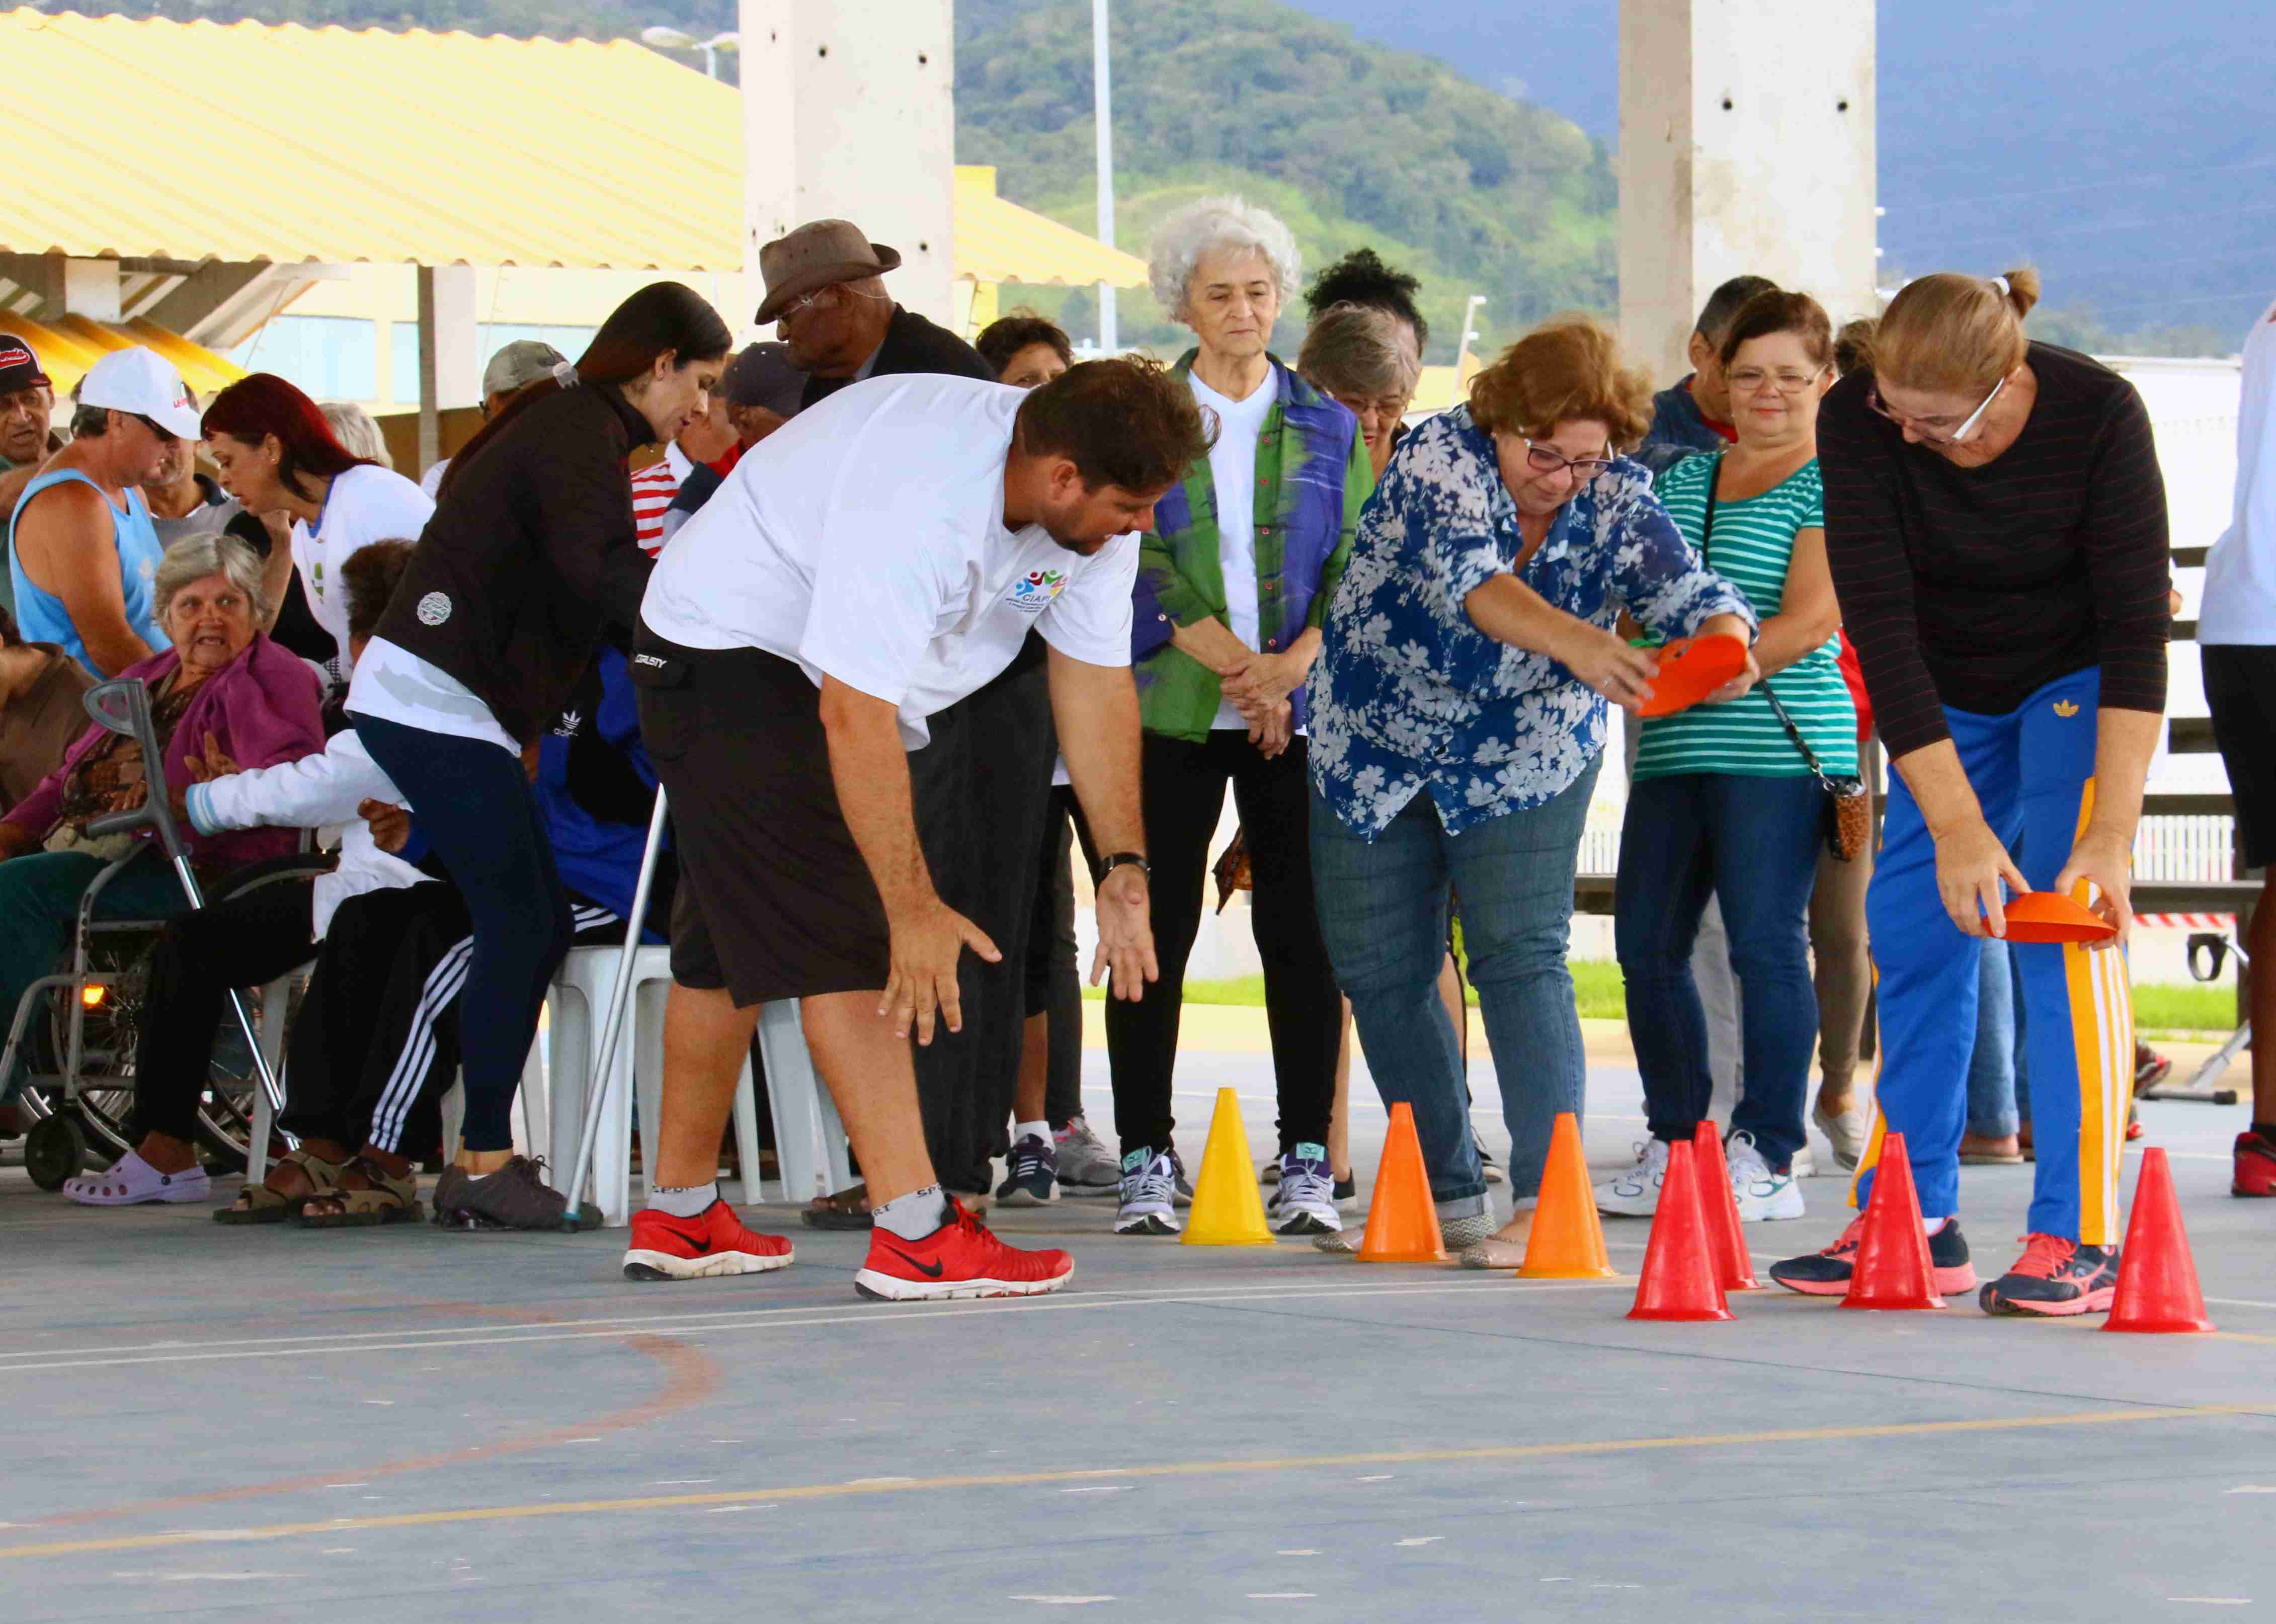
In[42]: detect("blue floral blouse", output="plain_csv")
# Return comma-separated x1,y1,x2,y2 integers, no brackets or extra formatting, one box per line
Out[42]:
1308,405,1756,841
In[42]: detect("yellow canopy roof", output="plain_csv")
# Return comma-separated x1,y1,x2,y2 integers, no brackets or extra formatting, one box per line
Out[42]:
0,313,246,400
4,9,1146,286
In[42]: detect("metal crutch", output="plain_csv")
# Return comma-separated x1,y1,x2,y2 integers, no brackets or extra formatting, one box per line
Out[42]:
78,678,284,1115
565,784,671,1214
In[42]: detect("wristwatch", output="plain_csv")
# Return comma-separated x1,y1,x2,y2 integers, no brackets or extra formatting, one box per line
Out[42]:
1097,851,1151,883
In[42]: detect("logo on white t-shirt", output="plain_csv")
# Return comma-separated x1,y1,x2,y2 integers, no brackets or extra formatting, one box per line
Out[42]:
416,591,452,626
1005,568,1067,614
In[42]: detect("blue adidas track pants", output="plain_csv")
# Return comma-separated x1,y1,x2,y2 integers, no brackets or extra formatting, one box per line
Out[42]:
1853,667,2137,1245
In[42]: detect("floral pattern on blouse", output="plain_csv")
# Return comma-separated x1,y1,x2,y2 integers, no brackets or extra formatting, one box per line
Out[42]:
1307,404,1756,841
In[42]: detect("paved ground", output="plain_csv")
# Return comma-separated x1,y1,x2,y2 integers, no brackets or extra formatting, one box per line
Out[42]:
2,1042,2271,1622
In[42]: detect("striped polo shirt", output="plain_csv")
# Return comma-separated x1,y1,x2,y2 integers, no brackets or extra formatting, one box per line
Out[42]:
629,442,692,556
1635,451,1856,781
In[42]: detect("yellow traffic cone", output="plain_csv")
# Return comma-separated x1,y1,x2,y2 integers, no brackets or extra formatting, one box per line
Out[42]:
1181,1087,1275,1247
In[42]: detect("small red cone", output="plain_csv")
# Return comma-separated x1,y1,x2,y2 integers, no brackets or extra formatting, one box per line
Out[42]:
2105,1147,2216,1333
1692,1123,1761,1291
1628,1139,1733,1322
1839,1131,1944,1311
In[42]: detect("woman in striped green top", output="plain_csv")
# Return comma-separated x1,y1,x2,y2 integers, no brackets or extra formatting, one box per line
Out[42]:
1608,291,1855,1224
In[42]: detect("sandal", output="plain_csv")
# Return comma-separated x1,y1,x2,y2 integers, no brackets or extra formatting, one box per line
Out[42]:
297,1155,424,1228
214,1148,345,1225
801,1183,872,1230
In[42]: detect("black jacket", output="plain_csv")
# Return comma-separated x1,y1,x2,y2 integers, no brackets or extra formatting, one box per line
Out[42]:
801,305,994,409
373,382,655,745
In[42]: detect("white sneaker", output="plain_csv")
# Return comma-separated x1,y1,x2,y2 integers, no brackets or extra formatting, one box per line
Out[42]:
1812,1098,1870,1172
1726,1131,1805,1222
1593,1139,1669,1218
1265,1144,1340,1235
1791,1144,1819,1179
1113,1148,1181,1236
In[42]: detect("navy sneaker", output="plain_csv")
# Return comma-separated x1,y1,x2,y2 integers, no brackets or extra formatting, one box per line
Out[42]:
1768,1216,1978,1297
1979,1234,2120,1317
994,1132,1059,1207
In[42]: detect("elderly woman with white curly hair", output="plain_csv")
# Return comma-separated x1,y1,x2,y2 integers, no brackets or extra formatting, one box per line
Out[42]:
0,531,324,1136
1105,196,1374,1242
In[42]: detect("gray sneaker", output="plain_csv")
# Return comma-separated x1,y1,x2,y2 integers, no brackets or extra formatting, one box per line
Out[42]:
1113,1148,1181,1236
432,1157,599,1232
1265,1143,1340,1235
1053,1115,1120,1197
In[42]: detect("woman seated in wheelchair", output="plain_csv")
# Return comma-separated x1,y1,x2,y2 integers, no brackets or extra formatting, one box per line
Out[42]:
0,534,322,1171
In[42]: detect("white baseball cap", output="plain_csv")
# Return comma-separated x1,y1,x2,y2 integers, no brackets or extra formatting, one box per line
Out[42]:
76,347,203,441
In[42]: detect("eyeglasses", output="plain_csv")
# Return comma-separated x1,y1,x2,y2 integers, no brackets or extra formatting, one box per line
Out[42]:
1519,438,1613,480
131,413,180,447
1333,391,1413,425
1867,374,2006,446
1726,365,1826,396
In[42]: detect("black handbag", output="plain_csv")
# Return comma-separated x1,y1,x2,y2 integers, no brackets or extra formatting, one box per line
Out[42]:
1697,465,1871,862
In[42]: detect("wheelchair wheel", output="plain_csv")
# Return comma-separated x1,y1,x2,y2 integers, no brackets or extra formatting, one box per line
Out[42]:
24,1110,88,1191
44,852,335,1174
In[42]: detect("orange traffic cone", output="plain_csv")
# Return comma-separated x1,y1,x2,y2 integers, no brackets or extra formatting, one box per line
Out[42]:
1691,1123,1761,1291
1180,1087,1274,1247
1519,1111,1615,1279
1356,1102,1447,1262
1839,1131,1944,1311
2105,1147,2215,1333
1627,1139,1733,1321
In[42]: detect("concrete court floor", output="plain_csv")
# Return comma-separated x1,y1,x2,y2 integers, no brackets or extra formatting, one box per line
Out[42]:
2,1049,2272,1623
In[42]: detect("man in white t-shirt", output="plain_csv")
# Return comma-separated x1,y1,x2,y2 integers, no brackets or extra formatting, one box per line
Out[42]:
624,360,1211,1300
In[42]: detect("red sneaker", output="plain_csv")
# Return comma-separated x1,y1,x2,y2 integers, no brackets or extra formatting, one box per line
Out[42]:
622,1199,794,1281
854,1197,1074,1302
2235,1129,2276,1198
1979,1233,2119,1317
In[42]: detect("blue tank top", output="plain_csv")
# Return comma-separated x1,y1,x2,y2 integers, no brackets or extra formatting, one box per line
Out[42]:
8,469,171,677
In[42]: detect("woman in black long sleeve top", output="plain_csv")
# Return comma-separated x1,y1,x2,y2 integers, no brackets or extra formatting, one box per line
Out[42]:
346,283,729,1229
1770,269,2170,1318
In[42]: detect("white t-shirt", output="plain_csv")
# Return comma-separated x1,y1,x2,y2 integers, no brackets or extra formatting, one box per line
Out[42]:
640,374,1139,750
345,634,520,756
2200,297,2276,645
295,464,434,668
418,458,448,499
1187,368,1277,729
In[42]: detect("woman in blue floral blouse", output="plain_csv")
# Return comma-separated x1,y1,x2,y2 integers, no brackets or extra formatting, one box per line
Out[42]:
1307,316,1758,1261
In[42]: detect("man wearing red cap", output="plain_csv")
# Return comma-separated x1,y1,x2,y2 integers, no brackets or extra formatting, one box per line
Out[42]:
0,336,66,534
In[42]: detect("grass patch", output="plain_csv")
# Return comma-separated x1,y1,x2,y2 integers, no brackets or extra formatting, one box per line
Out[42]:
1089,966,2236,1041
1086,961,1632,1020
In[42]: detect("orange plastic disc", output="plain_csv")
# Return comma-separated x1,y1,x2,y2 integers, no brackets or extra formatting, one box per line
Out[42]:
1996,891,2118,944
1636,633,1750,718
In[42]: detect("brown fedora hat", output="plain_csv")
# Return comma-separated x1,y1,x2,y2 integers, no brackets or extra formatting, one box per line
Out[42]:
754,219,904,324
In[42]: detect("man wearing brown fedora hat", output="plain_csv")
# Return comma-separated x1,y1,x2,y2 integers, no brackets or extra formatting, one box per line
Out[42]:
755,218,995,408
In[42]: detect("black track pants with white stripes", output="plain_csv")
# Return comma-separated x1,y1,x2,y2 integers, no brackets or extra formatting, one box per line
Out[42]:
279,884,618,1156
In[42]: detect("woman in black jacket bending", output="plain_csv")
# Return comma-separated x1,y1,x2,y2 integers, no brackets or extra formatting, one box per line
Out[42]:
347,282,730,1230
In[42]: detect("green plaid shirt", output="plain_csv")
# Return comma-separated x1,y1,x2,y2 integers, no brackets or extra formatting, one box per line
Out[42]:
1132,352,1373,742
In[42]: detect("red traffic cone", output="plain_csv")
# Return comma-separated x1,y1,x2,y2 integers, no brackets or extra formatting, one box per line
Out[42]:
1628,1139,1733,1322
1840,1131,1944,1311
1692,1123,1761,1291
2105,1147,2215,1333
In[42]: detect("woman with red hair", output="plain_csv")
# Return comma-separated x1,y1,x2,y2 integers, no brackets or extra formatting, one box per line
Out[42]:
202,373,433,673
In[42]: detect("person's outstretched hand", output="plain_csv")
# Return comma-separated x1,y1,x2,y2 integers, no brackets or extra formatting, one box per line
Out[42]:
1934,816,2030,939
882,897,1000,1045
2054,828,2135,947
1091,864,1159,1001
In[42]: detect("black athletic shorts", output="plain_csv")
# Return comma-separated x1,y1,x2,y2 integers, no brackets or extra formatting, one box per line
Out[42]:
631,626,891,1006
2204,644,2276,869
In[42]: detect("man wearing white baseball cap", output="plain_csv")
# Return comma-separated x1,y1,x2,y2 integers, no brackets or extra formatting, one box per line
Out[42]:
6,347,199,677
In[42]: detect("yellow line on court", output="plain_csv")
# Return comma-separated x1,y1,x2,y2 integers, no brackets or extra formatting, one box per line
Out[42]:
5,1403,2263,1562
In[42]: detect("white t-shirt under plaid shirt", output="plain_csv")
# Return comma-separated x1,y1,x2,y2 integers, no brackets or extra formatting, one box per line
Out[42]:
1635,451,1855,781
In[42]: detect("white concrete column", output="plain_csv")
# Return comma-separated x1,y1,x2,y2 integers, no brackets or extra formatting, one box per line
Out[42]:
738,0,957,331
415,262,479,472
1618,0,1877,385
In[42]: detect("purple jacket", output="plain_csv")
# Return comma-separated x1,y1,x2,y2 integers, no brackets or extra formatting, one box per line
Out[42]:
2,634,325,870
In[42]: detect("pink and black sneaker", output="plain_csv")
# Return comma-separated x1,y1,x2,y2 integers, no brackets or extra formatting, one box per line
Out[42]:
1979,1234,2119,1317
622,1199,794,1281
1767,1216,1978,1297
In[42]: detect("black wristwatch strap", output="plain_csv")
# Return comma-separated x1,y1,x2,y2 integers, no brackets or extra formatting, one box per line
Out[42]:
1098,851,1150,882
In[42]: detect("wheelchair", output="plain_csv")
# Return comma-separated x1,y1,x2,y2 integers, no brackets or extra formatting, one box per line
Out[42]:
2135,928,2254,1107
1,679,332,1190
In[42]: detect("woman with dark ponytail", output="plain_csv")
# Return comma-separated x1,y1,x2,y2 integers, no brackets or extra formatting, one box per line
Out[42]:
346,281,730,1231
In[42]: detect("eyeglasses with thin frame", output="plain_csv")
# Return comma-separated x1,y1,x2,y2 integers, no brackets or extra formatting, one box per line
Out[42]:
1867,373,2007,446
1726,364,1827,396
1519,438,1614,480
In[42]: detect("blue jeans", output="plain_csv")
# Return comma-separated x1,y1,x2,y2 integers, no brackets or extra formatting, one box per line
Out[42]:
1965,938,2031,1138
1309,761,1600,1212
1614,772,1823,1171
